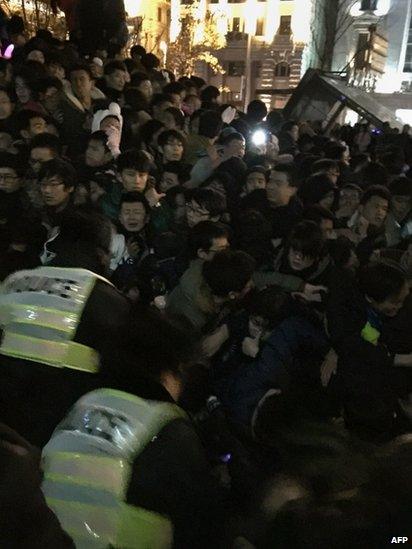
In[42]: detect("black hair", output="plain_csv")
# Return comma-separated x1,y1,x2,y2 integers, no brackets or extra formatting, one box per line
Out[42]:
151,92,173,108
234,209,272,266
303,205,335,225
69,63,93,80
186,187,227,217
33,76,63,96
188,220,229,259
329,236,356,269
0,151,26,177
246,99,268,121
162,161,191,184
288,221,325,259
123,87,149,111
107,42,123,59
15,109,47,133
324,143,347,161
86,130,110,152
0,85,15,103
248,286,289,329
351,153,370,172
360,185,391,206
38,158,77,189
271,163,299,187
359,162,388,190
190,76,206,89
104,60,127,76
358,261,407,303
141,53,160,71
164,106,185,130
29,132,62,155
139,119,165,145
163,82,185,96
120,191,151,215
200,85,220,102
203,250,255,297
298,173,336,206
221,131,245,147
0,58,11,75
117,149,152,173
158,128,186,148
311,158,340,175
130,45,146,58
129,70,150,87
389,176,412,197
246,165,270,182
198,110,223,139
281,120,298,133
380,151,405,176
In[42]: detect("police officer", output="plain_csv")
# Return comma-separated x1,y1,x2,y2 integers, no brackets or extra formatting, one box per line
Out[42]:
42,306,229,549
0,210,130,446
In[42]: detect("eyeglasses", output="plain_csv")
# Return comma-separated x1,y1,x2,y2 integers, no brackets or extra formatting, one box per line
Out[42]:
40,179,64,189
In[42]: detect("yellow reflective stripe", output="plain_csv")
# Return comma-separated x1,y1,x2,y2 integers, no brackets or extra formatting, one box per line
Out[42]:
98,388,186,419
361,321,380,346
44,453,129,497
46,499,172,549
0,303,79,334
0,332,99,373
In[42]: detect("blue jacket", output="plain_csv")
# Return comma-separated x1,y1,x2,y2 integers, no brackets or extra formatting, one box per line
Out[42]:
216,316,329,426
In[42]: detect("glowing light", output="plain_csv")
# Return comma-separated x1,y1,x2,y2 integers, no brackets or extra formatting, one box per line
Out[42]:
170,0,181,42
345,109,359,126
264,0,279,44
396,109,412,125
244,0,257,35
375,0,391,16
291,0,312,44
159,40,168,66
374,70,402,93
193,0,207,45
215,0,229,39
124,0,141,18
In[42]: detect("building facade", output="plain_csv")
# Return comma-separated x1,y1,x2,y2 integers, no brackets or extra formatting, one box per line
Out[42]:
171,0,320,109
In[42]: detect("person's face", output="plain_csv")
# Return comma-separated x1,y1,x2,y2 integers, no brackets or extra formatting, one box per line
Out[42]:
100,116,121,133
40,175,73,208
267,171,295,206
362,195,389,227
225,138,246,159
28,117,47,138
199,236,229,261
137,79,153,100
119,201,147,232
319,190,335,210
342,147,350,166
248,315,266,339
47,63,65,81
160,171,179,193
370,282,410,318
0,91,13,120
289,125,299,142
186,199,210,228
0,132,13,151
27,49,45,64
162,137,184,162
15,76,31,104
326,167,340,185
339,188,360,213
288,248,315,271
391,194,412,222
106,69,127,91
320,218,335,239
41,86,61,113
86,139,111,167
0,167,21,193
185,96,201,115
121,169,148,192
70,70,93,98
30,147,55,174
170,93,182,108
246,172,267,193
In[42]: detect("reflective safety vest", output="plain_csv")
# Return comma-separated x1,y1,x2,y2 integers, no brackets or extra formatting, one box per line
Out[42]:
0,267,112,373
42,389,184,548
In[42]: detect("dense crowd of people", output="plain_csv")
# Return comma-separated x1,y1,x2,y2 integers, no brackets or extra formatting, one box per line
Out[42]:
0,16,412,548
